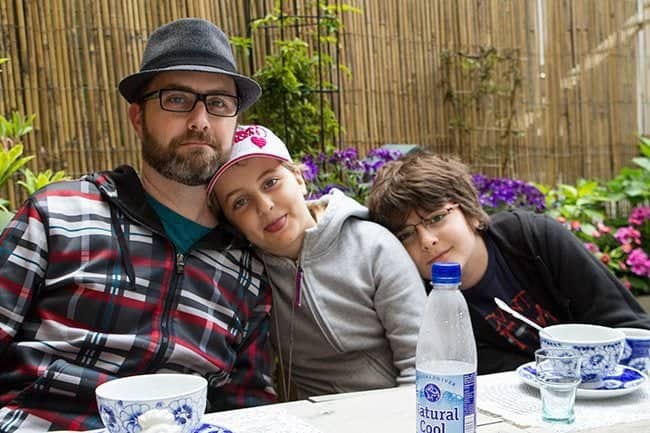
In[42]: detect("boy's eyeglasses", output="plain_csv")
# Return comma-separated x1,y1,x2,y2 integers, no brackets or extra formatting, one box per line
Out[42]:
395,204,459,245
142,89,240,117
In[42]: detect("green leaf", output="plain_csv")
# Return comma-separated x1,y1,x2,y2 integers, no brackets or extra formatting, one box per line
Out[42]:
583,209,605,222
0,144,35,189
581,223,598,237
558,184,578,200
640,136,650,157
632,157,650,172
17,168,70,195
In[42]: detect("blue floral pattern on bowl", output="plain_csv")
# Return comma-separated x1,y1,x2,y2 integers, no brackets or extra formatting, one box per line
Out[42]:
97,391,206,433
540,336,624,383
620,337,650,375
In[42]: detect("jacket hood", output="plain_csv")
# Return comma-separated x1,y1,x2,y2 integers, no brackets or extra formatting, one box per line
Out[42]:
85,165,245,250
301,189,368,259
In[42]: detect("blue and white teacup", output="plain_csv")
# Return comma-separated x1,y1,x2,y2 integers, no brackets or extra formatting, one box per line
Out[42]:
618,327,650,375
540,324,625,387
96,373,207,433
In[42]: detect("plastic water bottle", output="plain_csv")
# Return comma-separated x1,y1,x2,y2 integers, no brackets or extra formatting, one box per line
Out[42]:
416,262,477,433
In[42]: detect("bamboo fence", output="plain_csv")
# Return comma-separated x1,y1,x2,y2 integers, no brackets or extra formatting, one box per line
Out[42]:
1,0,649,207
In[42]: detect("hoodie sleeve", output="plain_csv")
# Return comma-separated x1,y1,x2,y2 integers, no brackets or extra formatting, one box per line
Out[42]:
371,227,426,385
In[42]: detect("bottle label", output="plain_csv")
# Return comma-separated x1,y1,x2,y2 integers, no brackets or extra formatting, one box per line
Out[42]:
416,369,476,433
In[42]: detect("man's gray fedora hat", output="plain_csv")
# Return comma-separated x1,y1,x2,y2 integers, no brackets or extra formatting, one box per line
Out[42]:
118,18,261,112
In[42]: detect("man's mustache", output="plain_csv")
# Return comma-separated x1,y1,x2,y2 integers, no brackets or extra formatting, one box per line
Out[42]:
171,131,219,149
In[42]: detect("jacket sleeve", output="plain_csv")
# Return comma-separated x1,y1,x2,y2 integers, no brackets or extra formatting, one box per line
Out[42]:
530,212,650,328
209,279,277,410
372,230,426,385
0,198,48,355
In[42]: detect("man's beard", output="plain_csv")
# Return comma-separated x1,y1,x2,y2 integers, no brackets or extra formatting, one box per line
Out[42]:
141,124,227,186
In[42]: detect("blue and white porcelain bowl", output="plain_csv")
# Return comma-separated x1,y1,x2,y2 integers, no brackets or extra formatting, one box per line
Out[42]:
96,374,207,433
540,324,625,386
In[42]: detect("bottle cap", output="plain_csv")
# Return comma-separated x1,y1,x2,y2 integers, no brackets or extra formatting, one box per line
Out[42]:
431,262,461,284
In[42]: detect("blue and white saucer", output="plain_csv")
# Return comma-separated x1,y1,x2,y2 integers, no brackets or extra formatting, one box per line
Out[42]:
96,424,233,433
516,362,647,399
193,423,234,433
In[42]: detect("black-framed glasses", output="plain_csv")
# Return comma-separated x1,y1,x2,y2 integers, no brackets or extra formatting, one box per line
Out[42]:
142,89,240,117
395,204,459,245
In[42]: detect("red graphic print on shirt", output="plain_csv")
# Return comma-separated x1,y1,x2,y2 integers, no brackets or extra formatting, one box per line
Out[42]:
485,290,559,352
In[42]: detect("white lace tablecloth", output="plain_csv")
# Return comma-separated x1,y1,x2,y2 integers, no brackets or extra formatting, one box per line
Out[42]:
477,371,650,432
204,404,324,433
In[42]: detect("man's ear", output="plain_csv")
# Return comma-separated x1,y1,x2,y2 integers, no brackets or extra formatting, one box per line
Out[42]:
128,103,145,140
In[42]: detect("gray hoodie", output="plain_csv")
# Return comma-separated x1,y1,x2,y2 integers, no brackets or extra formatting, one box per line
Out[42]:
262,189,425,399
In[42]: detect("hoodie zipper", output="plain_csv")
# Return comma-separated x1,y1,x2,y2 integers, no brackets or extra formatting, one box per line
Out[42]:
294,261,303,308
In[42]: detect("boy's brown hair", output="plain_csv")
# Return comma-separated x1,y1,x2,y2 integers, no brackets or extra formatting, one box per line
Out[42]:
367,151,489,234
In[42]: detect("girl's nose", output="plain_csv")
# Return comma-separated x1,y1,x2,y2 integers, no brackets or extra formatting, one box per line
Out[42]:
257,194,274,214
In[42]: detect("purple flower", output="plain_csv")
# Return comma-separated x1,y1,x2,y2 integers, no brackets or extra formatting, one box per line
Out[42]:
471,175,545,213
300,155,319,182
367,148,403,162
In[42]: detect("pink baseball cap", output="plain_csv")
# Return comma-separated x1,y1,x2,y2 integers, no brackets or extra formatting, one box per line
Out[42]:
207,125,292,196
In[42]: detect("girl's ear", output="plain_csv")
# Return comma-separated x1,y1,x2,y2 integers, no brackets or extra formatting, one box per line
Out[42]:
288,165,308,196
294,171,308,196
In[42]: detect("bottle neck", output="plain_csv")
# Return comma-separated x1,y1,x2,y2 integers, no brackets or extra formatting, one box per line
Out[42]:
430,282,461,290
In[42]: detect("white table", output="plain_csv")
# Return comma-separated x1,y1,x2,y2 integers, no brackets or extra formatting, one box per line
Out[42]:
204,372,650,433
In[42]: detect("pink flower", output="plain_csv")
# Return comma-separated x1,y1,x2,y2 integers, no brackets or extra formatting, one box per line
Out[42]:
628,206,650,226
570,220,581,231
597,222,611,234
584,243,600,253
626,248,650,277
623,243,633,254
557,216,567,223
622,278,632,289
615,227,642,245
600,254,611,264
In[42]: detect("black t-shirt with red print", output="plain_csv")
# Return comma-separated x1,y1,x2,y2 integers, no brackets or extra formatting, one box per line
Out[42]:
463,236,559,362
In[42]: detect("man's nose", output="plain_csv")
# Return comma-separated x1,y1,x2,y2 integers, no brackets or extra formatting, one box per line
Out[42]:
187,100,210,131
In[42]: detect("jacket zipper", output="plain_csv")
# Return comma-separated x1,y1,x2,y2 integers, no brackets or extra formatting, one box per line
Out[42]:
149,249,184,369
108,197,185,370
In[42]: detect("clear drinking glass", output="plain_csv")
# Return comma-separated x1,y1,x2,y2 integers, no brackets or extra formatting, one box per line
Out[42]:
535,348,582,424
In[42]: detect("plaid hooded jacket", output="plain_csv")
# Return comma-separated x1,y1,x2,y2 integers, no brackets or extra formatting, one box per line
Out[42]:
0,166,276,432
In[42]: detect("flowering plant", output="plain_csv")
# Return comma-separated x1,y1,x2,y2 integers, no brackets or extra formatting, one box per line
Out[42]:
577,206,650,294
302,147,547,210
301,147,403,203
472,174,546,214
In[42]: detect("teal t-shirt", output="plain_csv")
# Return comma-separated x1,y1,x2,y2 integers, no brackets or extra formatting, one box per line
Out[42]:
145,194,213,254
